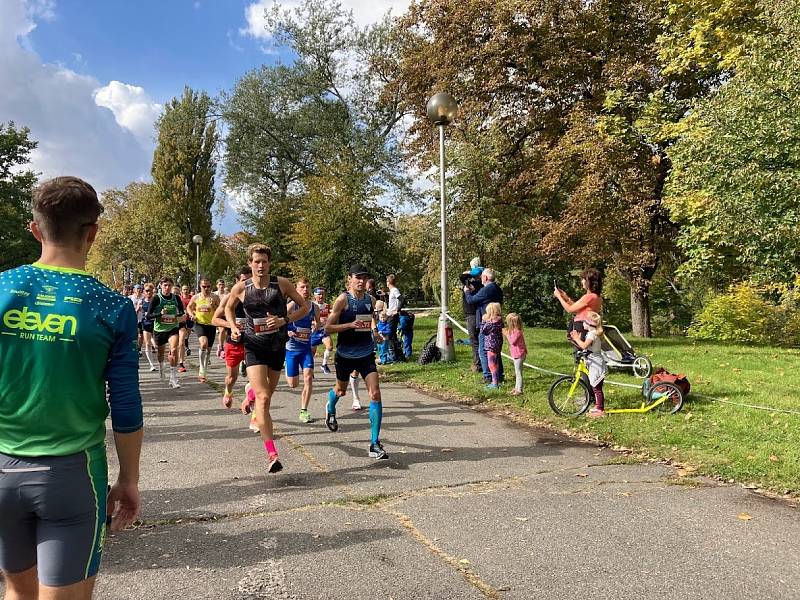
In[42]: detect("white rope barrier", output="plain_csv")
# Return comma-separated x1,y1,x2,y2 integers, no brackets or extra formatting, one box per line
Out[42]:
443,312,800,416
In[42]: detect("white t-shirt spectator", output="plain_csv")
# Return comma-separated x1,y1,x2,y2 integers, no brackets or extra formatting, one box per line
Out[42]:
388,287,401,315
129,294,144,323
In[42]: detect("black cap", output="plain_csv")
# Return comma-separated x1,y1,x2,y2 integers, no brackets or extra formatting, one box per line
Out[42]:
348,263,370,276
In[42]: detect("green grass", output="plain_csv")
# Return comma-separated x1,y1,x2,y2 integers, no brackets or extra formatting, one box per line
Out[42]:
382,317,800,495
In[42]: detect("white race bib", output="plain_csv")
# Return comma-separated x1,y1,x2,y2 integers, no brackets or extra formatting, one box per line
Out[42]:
161,314,176,324
294,327,311,342
253,317,273,334
354,314,372,333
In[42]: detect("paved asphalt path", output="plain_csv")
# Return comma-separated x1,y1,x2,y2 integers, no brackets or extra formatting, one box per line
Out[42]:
11,342,799,599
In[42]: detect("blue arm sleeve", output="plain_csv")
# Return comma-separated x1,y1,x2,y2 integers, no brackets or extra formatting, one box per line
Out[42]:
106,302,143,433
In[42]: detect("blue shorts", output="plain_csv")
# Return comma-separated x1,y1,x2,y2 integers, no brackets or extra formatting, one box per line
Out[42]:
285,346,314,377
310,330,329,347
0,445,108,586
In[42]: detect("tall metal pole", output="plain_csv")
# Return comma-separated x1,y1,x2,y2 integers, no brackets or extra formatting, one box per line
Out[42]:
195,244,200,293
439,124,448,317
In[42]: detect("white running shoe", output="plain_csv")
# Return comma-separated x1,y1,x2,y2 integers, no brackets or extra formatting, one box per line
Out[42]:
149,366,157,372
352,398,362,411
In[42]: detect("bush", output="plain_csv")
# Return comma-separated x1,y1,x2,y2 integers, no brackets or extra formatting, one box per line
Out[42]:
688,283,790,345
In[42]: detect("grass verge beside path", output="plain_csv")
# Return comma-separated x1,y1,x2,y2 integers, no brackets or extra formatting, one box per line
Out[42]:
382,317,800,496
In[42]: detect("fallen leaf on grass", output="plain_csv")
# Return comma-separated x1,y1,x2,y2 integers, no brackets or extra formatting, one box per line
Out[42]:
737,513,753,521
770,455,780,462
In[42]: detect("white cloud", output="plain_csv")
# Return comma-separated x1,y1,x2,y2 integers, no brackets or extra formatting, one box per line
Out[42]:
93,81,162,144
240,0,410,40
0,0,156,192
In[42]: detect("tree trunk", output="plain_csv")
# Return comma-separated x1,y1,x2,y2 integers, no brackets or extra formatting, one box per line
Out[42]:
630,285,652,338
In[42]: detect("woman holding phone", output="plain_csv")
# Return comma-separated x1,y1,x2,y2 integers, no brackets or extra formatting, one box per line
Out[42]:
554,268,604,339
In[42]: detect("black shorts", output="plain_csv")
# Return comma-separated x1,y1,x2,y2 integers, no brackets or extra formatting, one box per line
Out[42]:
142,321,154,333
194,323,217,346
180,319,194,329
0,446,108,586
154,328,179,347
335,353,378,382
245,346,286,372
137,322,143,333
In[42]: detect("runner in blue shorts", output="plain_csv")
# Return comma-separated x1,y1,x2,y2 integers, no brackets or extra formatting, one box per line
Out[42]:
285,278,320,423
0,177,143,599
323,264,388,460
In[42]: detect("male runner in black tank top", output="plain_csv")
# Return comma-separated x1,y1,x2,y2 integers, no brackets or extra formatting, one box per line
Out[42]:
226,244,309,473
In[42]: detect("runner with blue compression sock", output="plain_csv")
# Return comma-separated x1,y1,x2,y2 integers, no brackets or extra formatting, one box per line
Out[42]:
323,264,388,460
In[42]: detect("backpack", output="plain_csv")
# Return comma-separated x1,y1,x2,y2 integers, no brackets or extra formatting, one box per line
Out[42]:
418,334,441,365
647,368,691,397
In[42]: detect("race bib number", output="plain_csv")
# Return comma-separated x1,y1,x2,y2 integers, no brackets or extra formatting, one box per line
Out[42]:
253,317,273,334
198,305,211,313
294,327,311,342
235,317,247,328
161,314,176,324
354,314,372,332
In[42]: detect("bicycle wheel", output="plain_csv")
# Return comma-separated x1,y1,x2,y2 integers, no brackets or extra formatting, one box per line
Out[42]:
650,381,684,414
632,356,653,378
548,375,592,417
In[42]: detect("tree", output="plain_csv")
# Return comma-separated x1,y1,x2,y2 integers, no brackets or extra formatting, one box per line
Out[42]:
221,0,412,272
88,183,188,284
0,123,39,269
395,0,674,335
152,86,219,265
664,0,800,287
288,163,399,293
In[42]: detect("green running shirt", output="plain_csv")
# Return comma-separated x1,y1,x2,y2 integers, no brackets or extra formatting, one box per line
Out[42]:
0,263,143,456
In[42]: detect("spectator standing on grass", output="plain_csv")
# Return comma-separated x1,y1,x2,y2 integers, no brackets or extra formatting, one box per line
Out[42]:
503,313,528,396
554,268,604,339
459,257,483,372
386,274,402,359
480,302,504,389
464,268,504,384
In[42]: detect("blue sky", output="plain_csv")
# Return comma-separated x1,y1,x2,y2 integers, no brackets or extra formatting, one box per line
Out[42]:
0,0,408,234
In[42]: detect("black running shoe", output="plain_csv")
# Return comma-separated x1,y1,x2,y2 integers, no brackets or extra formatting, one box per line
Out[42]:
369,441,389,460
267,455,283,473
186,347,191,356
325,411,338,432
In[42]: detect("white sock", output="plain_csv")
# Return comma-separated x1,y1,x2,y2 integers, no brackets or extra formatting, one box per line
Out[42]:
323,349,330,366
350,375,360,401
144,345,155,368
200,348,208,371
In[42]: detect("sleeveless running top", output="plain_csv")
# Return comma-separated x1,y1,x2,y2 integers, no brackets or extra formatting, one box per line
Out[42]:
286,300,314,352
141,298,153,327
154,292,180,333
336,292,375,359
193,294,216,325
243,276,287,351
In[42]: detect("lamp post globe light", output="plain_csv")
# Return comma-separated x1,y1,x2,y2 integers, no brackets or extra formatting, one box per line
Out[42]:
426,92,458,361
192,235,203,293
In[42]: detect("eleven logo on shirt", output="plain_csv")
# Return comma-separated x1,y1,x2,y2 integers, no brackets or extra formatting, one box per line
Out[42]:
2,306,78,342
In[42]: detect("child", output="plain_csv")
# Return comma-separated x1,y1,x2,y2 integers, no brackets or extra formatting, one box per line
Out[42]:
480,302,503,389
569,311,608,417
503,313,528,396
375,302,394,365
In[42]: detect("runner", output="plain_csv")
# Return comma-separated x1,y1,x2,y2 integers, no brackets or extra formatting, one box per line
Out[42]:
226,244,309,473
128,284,145,353
0,176,142,599
140,283,158,372
285,278,320,423
323,264,389,460
215,278,228,358
211,265,252,408
177,284,194,372
145,277,186,388
187,277,220,383
311,287,334,374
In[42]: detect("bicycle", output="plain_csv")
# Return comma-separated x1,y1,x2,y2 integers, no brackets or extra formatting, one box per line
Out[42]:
547,350,684,417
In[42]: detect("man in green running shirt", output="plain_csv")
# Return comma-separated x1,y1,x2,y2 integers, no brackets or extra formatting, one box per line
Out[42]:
0,176,143,600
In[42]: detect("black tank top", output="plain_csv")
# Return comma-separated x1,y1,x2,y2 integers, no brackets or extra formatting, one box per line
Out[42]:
243,276,287,351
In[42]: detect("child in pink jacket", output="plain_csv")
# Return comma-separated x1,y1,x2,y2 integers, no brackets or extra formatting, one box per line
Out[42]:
503,313,528,395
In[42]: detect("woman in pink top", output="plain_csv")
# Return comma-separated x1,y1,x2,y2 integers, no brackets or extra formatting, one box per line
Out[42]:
503,313,528,395
554,268,603,338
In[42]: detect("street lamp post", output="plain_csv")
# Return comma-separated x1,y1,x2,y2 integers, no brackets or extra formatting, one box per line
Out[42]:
192,235,203,292
426,92,458,362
